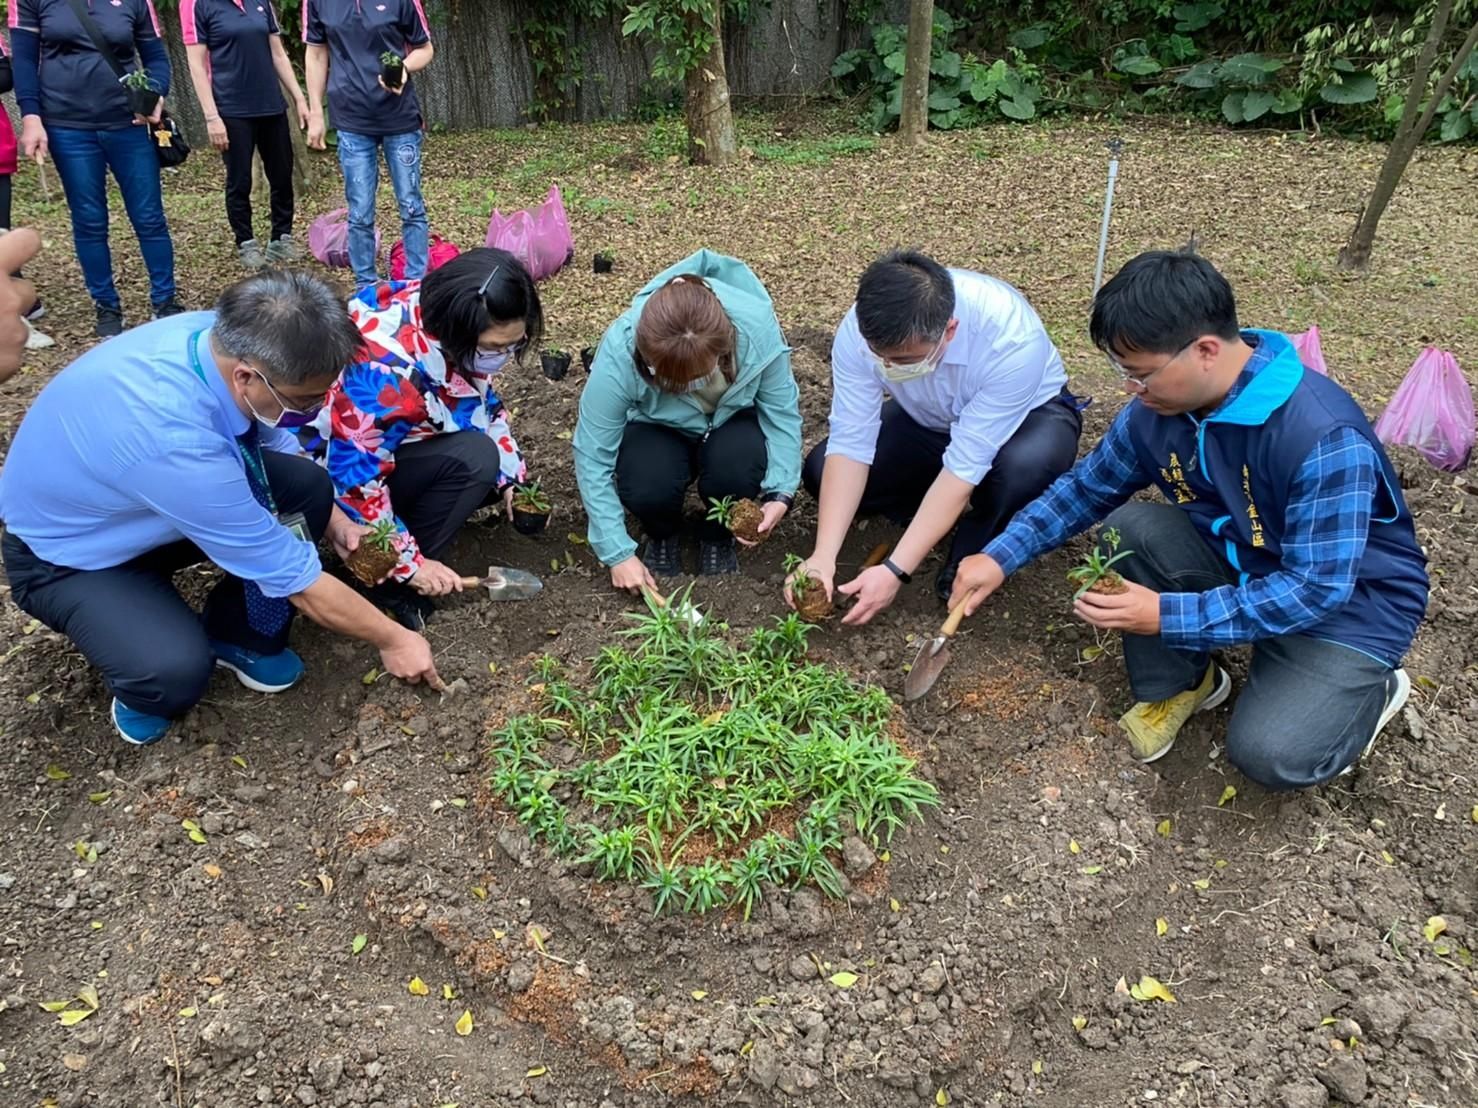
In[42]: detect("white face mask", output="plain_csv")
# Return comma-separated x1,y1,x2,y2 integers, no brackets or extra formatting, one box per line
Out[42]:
872,332,949,384
675,367,722,394
472,349,511,376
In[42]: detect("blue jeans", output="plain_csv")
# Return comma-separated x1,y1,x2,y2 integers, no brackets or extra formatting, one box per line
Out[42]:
48,125,175,308
336,129,428,288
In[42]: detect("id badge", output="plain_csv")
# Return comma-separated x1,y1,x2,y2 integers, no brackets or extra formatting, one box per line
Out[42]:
278,511,311,543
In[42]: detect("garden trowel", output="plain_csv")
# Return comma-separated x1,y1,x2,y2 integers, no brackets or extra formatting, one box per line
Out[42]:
459,566,544,601
903,588,980,702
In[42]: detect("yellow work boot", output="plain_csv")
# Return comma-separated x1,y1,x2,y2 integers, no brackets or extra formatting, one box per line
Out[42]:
1118,664,1232,763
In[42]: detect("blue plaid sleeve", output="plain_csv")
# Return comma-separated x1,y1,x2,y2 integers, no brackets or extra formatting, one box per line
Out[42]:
1160,426,1378,649
984,405,1151,575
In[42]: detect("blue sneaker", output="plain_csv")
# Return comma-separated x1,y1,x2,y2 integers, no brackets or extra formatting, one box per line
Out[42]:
210,641,305,693
111,698,170,745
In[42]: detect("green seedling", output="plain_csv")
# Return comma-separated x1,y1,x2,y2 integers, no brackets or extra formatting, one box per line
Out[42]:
379,50,403,67
705,496,736,528
1067,526,1134,600
512,482,551,514
119,69,157,92
365,518,398,553
486,597,936,919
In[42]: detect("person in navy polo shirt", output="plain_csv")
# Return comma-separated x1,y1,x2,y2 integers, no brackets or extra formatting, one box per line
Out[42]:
183,0,310,271
303,0,433,289
951,251,1429,790
9,0,184,338
0,270,444,746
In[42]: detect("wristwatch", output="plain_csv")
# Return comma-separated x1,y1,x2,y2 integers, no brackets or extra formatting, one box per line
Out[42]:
882,557,912,584
760,492,794,508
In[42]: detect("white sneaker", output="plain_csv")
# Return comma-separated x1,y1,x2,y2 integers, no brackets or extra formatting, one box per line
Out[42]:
1340,668,1411,776
23,318,54,350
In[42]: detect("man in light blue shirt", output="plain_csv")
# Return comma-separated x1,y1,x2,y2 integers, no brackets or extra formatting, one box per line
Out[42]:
0,270,442,744
790,250,1084,624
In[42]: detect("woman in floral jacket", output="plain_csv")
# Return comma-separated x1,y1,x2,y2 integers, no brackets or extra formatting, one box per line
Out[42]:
312,247,543,628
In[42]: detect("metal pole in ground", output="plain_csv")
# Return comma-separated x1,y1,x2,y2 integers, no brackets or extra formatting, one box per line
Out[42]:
1093,138,1124,295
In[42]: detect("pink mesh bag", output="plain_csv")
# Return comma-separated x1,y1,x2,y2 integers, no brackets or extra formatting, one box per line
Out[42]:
484,185,574,281
308,208,381,269
1373,347,1474,472
1290,325,1328,376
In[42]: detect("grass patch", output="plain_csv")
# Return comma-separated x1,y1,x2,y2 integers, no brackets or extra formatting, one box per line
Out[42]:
488,590,937,919
750,135,879,166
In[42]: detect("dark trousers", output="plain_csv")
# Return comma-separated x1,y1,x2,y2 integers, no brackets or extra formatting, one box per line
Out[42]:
1103,501,1398,790
0,174,11,232
802,394,1083,571
2,453,332,718
386,431,506,562
222,113,295,246
616,411,768,544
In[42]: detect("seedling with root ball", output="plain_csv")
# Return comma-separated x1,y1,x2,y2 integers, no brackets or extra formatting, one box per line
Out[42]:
1067,527,1133,599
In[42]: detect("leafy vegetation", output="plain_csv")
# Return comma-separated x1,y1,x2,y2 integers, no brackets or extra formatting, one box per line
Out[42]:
364,518,398,554
487,590,937,918
1067,527,1133,599
512,482,552,514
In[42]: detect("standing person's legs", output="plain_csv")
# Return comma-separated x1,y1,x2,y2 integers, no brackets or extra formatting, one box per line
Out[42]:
221,116,259,247
1097,502,1238,702
101,125,176,308
383,129,429,280
385,431,506,562
1223,636,1402,790
801,400,950,520
948,395,1083,582
0,173,12,232
615,422,696,543
46,126,120,308
198,452,334,654
2,534,215,724
336,130,382,288
257,113,297,245
695,410,768,544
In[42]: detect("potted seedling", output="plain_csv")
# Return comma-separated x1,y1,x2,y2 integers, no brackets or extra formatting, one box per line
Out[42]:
593,251,614,274
119,69,162,119
347,518,401,587
707,495,769,547
1066,526,1133,599
380,50,405,90
541,349,571,381
580,345,596,373
512,481,552,536
784,553,832,622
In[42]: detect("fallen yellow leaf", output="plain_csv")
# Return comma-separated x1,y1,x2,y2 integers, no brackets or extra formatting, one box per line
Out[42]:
740,1040,754,1056
472,886,488,900
889,897,901,912
1156,819,1172,837
77,985,99,1010
1032,1059,1043,1075
1218,785,1237,807
59,1008,94,1026
203,863,222,879
178,1007,198,1019
1156,917,1169,937
45,764,71,781
525,1066,547,1078
936,1089,950,1106
1071,1015,1087,1031
39,1000,71,1012
691,990,707,1000
1423,916,1448,943
1128,975,1176,1003
829,971,858,988
443,984,456,1000
408,977,429,996
1068,839,1080,855
455,1010,473,1036
1192,878,1211,890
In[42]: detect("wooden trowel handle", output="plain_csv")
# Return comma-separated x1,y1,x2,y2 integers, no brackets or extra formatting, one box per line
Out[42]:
460,576,482,588
940,588,980,637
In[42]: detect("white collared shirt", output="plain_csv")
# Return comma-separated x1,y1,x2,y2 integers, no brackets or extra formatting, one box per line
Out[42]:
825,269,1068,485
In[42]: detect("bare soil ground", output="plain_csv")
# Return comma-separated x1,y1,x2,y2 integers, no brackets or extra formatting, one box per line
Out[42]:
0,112,1475,1108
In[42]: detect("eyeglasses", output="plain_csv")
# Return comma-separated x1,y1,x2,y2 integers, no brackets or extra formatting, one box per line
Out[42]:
870,331,948,372
254,370,323,418
1108,339,1195,394
479,337,527,357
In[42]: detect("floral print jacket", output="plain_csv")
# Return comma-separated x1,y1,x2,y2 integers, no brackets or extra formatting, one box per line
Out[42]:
310,281,525,581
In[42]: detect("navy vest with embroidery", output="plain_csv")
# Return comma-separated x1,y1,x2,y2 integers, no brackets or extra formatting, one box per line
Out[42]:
1125,329,1428,666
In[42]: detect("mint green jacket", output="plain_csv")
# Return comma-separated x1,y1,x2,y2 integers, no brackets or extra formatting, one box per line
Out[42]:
573,250,803,567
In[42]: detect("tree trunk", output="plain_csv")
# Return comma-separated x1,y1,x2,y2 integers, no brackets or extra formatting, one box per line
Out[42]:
683,1,737,166
1340,4,1478,270
898,0,935,145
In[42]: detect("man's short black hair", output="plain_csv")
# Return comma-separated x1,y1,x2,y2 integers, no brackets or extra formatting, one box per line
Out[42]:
855,249,956,350
213,270,362,386
1090,250,1240,357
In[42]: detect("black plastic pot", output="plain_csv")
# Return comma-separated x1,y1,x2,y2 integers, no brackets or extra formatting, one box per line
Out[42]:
593,253,614,274
381,60,405,90
511,509,549,536
127,87,161,118
541,350,571,381
580,346,596,373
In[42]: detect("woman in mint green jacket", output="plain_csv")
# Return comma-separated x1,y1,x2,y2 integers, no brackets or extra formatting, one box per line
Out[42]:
573,250,802,594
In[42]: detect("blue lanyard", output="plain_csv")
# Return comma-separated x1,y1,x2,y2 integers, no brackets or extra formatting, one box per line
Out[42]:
186,329,279,515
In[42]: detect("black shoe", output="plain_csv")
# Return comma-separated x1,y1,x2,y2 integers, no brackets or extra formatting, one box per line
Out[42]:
699,538,739,576
152,298,187,320
366,582,434,632
640,535,683,577
935,560,959,604
94,303,124,338
25,297,45,322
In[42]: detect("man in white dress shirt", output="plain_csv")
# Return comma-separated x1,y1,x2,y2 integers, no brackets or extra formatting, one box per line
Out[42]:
789,250,1083,624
